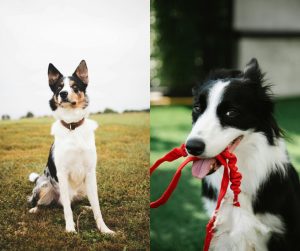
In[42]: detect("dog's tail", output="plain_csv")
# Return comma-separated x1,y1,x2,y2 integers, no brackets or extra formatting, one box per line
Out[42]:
29,172,39,183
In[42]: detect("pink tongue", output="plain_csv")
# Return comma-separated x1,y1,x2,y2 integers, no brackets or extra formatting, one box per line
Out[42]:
192,158,215,179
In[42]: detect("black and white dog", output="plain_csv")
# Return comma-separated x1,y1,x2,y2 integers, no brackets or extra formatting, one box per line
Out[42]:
28,60,114,234
186,59,300,251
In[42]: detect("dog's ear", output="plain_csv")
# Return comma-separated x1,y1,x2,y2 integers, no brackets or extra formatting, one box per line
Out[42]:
243,58,263,83
48,63,63,89
73,60,88,85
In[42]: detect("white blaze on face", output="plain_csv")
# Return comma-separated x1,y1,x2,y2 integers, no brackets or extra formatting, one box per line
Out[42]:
186,80,242,157
57,77,72,103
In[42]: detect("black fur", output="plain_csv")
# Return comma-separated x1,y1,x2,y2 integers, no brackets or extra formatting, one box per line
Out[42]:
30,189,39,207
70,75,88,93
253,164,300,250
48,63,63,93
202,179,218,201
49,77,63,94
43,145,58,182
49,97,57,111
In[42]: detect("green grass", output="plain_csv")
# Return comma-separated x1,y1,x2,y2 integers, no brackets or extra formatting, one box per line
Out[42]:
150,98,300,251
0,113,149,251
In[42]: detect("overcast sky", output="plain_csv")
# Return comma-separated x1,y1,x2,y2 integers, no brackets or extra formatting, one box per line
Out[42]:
0,0,149,119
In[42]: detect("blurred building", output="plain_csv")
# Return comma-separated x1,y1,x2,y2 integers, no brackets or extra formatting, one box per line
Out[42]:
234,0,300,97
151,0,300,102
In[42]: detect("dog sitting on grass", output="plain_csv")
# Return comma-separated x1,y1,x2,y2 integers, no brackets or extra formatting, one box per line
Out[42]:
28,60,114,234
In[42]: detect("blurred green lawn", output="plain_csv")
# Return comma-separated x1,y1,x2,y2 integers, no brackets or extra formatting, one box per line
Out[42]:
150,98,300,251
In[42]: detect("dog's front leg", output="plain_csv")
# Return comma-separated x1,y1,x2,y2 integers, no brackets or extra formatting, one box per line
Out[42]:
86,170,115,234
57,171,76,232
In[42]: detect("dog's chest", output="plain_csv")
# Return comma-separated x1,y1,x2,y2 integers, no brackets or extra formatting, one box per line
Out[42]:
210,193,285,251
204,139,288,250
52,120,98,184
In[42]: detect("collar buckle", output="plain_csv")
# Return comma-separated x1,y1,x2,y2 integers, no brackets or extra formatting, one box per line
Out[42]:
60,118,85,131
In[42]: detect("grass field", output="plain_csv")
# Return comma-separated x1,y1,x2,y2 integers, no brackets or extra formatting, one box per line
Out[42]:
0,113,149,251
150,98,300,251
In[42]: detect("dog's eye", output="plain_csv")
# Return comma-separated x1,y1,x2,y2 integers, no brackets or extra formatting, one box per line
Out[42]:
193,106,201,113
225,109,239,118
72,86,79,93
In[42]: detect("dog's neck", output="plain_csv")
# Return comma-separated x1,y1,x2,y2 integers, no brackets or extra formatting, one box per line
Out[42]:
234,132,288,195
53,107,89,124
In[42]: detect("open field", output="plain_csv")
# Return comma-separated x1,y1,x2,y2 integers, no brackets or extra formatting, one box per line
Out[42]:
150,98,300,251
0,113,149,250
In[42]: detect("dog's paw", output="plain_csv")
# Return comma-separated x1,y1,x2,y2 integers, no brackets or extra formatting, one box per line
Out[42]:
65,227,77,233
65,223,76,233
29,207,39,214
100,226,115,235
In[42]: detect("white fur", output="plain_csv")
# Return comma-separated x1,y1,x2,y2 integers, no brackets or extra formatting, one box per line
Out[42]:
203,197,217,217
29,172,39,182
50,107,113,234
29,207,39,213
187,81,287,250
53,107,89,124
209,194,284,251
56,77,72,104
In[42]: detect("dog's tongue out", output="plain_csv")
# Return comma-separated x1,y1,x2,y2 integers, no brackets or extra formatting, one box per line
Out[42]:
192,158,215,179
191,136,243,179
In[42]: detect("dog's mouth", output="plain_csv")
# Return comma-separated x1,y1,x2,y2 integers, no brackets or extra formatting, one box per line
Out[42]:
191,136,243,179
59,99,77,106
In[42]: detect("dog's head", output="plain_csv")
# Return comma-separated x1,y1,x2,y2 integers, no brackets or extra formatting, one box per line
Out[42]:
48,60,89,111
186,58,281,175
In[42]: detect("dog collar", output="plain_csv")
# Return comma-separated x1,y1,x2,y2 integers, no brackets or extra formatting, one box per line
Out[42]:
60,118,85,130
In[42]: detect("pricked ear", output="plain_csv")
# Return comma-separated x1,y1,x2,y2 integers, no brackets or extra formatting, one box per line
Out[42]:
243,58,263,83
73,60,88,85
48,63,62,85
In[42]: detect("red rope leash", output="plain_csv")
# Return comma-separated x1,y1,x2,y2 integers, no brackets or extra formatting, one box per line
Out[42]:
150,144,242,251
150,144,188,175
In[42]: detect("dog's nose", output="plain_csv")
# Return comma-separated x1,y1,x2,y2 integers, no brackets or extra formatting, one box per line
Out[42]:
59,91,68,99
186,139,205,156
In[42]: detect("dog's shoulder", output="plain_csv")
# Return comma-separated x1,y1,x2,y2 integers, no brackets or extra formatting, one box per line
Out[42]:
85,119,98,131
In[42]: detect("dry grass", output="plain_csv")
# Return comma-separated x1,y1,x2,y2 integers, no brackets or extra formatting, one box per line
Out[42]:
0,113,149,250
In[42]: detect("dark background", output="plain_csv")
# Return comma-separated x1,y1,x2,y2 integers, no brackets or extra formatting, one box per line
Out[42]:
151,0,233,96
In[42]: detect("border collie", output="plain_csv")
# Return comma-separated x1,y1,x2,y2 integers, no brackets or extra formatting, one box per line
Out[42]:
186,58,300,251
28,60,114,234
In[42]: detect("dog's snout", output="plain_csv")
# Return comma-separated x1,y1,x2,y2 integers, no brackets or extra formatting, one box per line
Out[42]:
186,139,205,156
59,91,68,99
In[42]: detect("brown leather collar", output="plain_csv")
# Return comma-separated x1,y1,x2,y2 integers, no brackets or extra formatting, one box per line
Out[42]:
60,118,85,130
